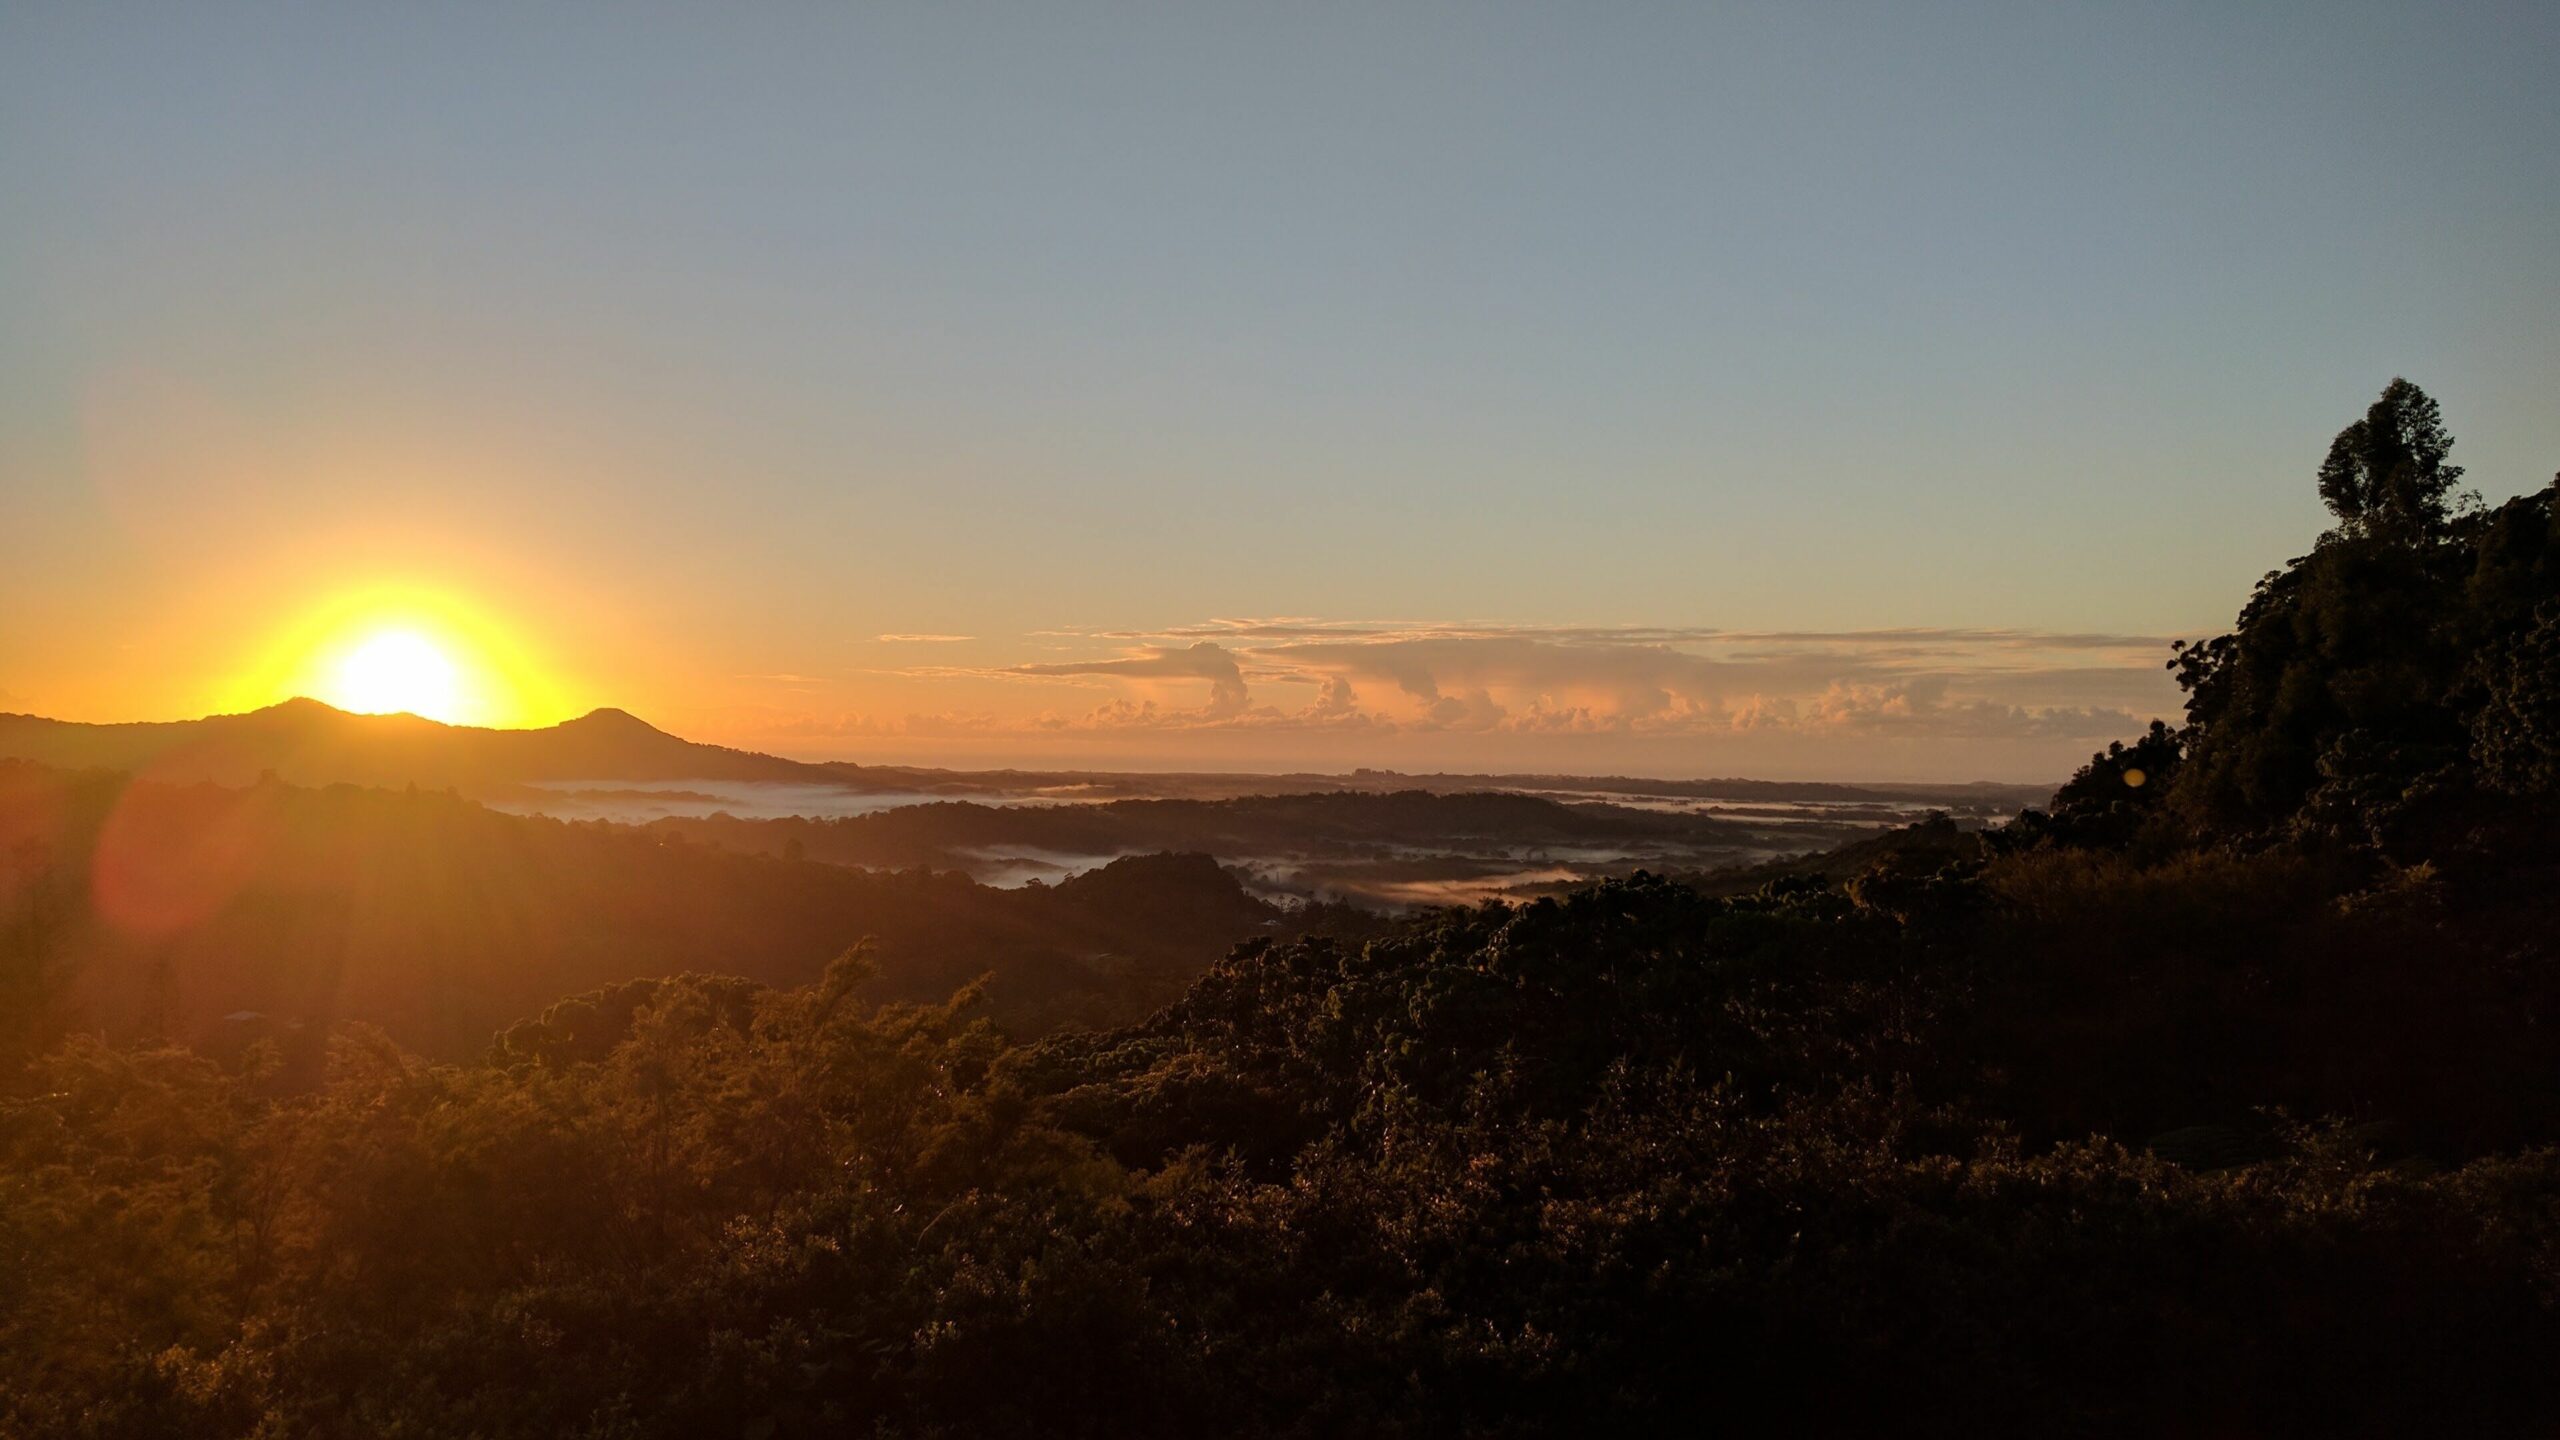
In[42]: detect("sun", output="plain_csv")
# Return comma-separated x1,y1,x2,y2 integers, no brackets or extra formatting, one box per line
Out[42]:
327,629,463,721
220,581,585,728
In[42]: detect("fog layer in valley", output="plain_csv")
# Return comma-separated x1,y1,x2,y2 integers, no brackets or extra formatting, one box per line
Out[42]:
498,773,2040,906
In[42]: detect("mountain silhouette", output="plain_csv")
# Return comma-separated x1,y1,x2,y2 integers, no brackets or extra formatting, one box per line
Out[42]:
0,699,835,792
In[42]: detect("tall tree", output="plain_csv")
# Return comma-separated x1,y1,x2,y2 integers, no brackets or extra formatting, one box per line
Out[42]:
2316,377,2465,541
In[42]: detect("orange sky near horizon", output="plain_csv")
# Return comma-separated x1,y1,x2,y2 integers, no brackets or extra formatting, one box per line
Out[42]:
0,486,2201,783
0,377,2207,781
0,489,2201,781
0,373,2210,782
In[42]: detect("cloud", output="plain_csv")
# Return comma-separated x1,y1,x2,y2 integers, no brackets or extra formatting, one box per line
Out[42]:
838,615,2196,750
1111,619,2179,654
714,707,1028,740
1264,636,1723,718
875,633,975,644
1796,678,2140,739
1004,641,1251,719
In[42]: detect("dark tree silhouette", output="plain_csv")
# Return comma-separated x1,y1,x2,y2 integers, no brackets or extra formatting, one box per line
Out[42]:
2316,377,2465,541
2159,379,2560,837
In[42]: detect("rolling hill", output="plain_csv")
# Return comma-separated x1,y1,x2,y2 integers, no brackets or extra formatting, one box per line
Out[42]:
0,759,1376,1064
0,699,834,791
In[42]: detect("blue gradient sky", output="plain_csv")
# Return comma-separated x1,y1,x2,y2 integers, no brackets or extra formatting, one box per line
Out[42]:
3,4,2555,778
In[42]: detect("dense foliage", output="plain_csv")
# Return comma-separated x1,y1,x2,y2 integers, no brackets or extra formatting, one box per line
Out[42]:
4,381,2557,1435
2162,382,2560,844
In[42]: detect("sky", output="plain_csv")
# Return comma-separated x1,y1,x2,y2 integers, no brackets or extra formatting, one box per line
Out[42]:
3,3,2555,780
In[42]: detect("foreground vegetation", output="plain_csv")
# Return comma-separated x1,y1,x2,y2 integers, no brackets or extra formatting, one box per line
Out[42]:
4,382,2557,1435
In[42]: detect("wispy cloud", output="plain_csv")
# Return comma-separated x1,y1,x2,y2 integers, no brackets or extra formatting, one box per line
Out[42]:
875,633,976,644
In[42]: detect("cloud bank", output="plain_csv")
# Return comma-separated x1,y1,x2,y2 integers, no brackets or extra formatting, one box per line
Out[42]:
845,620,2186,746
683,617,2201,779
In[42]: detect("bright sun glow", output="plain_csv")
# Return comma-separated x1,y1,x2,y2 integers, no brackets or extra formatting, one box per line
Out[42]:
327,629,462,720
220,583,581,729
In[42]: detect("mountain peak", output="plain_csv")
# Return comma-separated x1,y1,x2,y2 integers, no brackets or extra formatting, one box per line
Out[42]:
253,698,458,730
563,707,663,735
0,699,816,788
242,696,365,728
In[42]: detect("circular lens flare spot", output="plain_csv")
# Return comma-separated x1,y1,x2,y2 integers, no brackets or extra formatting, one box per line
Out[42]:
328,630,460,720
2122,767,2148,788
